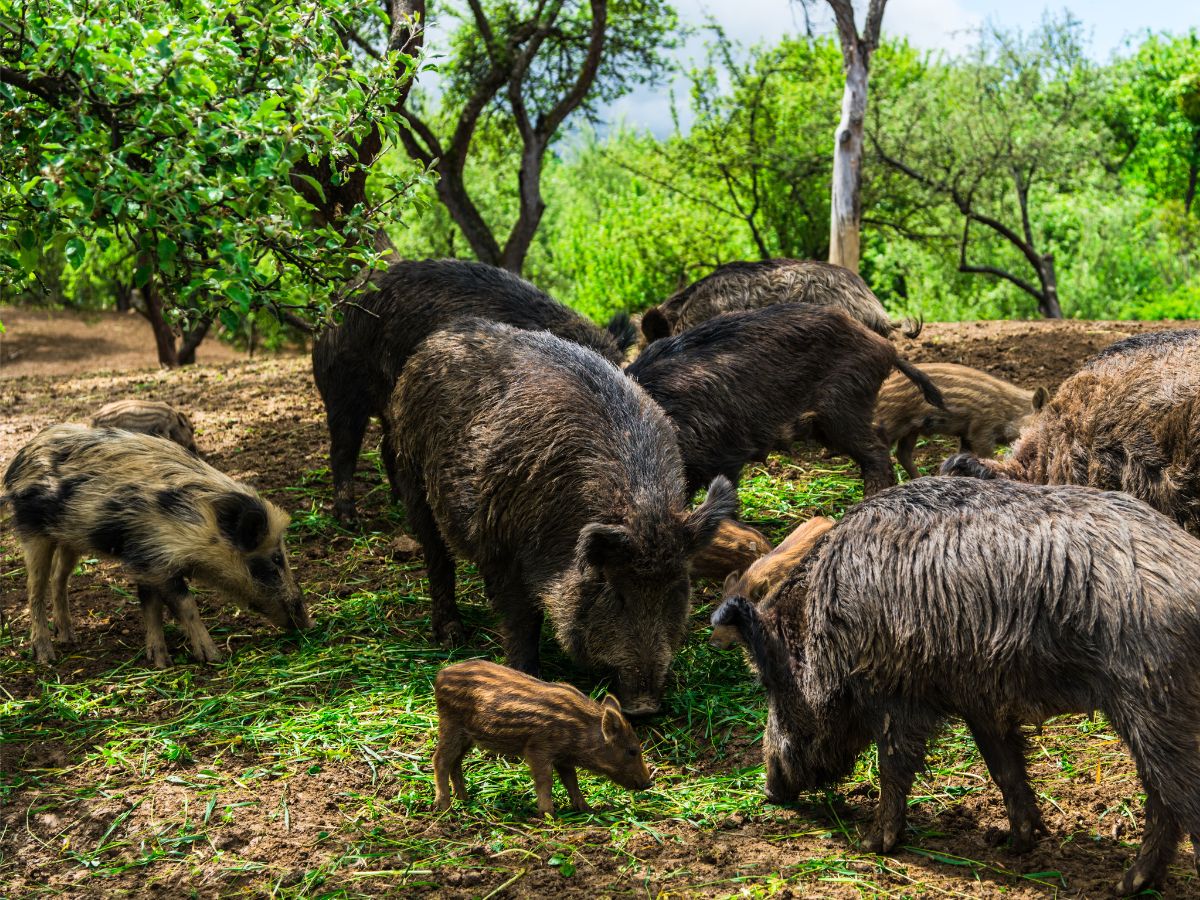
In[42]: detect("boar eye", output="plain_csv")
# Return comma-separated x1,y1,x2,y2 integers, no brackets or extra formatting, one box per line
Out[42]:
272,551,284,568
626,747,637,758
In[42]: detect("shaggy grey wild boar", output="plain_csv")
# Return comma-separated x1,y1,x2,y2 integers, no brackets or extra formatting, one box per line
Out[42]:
434,659,652,816
91,399,199,454
312,258,636,523
387,319,736,716
713,477,1200,895
942,329,1200,533
874,363,1047,479
639,259,918,345
626,304,944,496
2,424,309,667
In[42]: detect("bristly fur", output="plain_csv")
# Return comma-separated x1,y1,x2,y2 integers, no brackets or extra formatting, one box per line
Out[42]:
4,424,307,667
605,311,637,355
744,476,1200,894
386,319,735,715
640,259,912,344
91,399,199,454
312,258,630,522
940,329,1200,534
627,304,941,496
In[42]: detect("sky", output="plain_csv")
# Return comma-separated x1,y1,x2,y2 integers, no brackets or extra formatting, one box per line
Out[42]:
604,0,1198,134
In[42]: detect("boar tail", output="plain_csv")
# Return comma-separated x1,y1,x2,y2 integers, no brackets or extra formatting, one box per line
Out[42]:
892,314,923,339
606,312,637,354
894,358,945,410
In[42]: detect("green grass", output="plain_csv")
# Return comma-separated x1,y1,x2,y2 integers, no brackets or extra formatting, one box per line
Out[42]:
0,445,1188,896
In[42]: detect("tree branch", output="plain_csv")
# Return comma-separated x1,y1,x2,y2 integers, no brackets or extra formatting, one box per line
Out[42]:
958,218,1044,301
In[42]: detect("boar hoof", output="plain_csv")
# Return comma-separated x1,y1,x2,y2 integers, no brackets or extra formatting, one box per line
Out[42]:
145,645,173,669
32,639,57,665
54,623,78,644
861,822,902,855
1117,864,1157,897
434,620,467,646
332,500,359,526
193,644,223,665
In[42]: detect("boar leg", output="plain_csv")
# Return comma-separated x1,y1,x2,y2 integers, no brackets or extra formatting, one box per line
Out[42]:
378,421,402,504
327,401,372,524
1119,792,1182,895
965,426,997,461
22,536,57,664
137,584,172,669
405,492,463,644
526,751,556,817
555,765,590,813
160,578,222,664
863,717,932,853
966,719,1045,852
49,547,80,645
433,718,471,810
486,569,542,676
894,431,921,480
816,416,896,497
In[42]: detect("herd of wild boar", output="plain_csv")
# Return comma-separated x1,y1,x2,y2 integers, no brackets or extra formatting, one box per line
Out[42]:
4,257,1200,893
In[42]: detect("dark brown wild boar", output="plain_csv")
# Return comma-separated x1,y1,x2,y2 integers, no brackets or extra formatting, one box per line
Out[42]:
388,319,736,715
640,259,918,345
714,477,1200,895
874,363,1047,479
709,516,833,650
626,305,944,496
91,399,199,454
942,329,1200,533
2,425,309,667
433,659,652,816
312,259,635,522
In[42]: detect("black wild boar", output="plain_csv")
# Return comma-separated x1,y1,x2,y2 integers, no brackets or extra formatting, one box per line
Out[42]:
874,363,1047,479
312,258,636,522
640,259,918,345
626,304,944,496
2,424,309,667
91,399,199,454
386,319,736,716
713,477,1200,895
433,659,652,816
941,328,1200,534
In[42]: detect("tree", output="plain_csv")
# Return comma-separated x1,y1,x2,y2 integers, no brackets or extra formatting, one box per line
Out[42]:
395,0,677,274
804,0,887,273
1,0,429,365
1105,32,1200,215
872,18,1105,318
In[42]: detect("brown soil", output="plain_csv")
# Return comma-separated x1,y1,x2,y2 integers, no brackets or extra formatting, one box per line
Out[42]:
1,316,1196,898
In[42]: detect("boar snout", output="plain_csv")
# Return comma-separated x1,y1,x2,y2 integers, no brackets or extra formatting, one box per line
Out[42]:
764,756,798,805
620,696,661,718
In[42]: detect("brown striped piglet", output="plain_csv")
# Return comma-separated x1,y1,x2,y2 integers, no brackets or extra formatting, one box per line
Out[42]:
433,659,652,816
91,399,199,454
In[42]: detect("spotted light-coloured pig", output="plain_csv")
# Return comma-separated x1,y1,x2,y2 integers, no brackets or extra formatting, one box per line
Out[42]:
2,424,309,667
91,399,199,454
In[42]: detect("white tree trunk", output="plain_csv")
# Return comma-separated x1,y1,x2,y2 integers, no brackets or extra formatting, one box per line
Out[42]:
829,52,868,273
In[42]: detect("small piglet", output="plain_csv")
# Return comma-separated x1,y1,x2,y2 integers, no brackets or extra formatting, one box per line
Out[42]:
874,363,1046,479
433,659,653,816
689,518,772,581
92,399,199,454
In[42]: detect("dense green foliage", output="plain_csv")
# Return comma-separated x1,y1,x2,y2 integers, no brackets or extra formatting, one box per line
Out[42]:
0,0,428,336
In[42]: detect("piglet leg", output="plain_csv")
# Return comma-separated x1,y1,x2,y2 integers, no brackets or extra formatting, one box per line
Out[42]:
49,547,80,644
22,537,57,664
161,579,221,664
556,765,591,813
526,752,556,817
137,584,171,669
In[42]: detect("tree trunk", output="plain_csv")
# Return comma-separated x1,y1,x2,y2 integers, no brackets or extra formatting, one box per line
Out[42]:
1038,254,1063,319
141,273,180,368
435,168,503,267
177,314,213,366
500,142,547,273
829,50,867,272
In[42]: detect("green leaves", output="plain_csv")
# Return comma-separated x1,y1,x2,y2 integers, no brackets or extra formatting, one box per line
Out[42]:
0,0,426,333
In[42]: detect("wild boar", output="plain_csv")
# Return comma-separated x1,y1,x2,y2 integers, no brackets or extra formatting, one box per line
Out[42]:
639,259,919,345
387,319,736,716
91,399,199,454
941,329,1200,534
433,659,652,816
2,424,309,667
874,363,1047,479
709,516,834,650
689,518,771,581
626,305,944,496
713,477,1200,895
312,258,636,522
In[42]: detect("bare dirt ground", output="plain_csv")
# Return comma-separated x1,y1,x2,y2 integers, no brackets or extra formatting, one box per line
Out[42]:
0,314,1196,898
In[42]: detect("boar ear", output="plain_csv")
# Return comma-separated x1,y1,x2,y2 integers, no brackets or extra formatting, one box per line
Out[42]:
684,476,739,554
939,452,996,480
577,523,635,572
1031,386,1049,411
711,596,789,689
640,307,671,344
600,695,626,743
213,492,270,551
722,570,741,597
